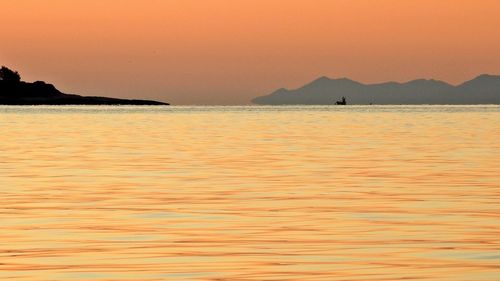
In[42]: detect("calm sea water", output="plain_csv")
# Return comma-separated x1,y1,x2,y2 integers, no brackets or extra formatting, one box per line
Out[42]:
1,105,499,281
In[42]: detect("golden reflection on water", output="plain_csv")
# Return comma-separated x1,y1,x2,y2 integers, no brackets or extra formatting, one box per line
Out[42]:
0,106,499,280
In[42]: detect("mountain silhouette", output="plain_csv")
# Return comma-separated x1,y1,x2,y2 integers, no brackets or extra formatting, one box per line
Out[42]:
252,75,500,105
0,66,168,105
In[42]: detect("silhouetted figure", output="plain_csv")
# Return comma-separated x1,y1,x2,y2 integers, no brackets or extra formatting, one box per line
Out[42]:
335,96,347,105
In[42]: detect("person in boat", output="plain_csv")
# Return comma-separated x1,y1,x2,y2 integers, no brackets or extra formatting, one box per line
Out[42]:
335,96,347,105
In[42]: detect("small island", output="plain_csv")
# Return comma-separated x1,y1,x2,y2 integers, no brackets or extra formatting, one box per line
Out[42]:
0,66,168,105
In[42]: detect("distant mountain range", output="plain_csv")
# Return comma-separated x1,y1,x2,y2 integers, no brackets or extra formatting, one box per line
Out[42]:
252,74,500,105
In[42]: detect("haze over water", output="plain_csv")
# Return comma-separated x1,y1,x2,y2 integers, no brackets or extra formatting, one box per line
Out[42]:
1,105,499,280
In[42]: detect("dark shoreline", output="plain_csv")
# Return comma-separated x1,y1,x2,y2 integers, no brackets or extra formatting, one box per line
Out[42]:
0,95,168,106
0,77,168,106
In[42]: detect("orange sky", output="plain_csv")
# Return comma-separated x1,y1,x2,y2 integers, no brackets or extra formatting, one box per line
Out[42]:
2,0,500,104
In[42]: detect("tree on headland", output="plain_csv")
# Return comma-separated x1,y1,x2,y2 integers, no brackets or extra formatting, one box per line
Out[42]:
0,66,21,83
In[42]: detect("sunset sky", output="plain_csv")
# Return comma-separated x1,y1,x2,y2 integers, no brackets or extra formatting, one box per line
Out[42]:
2,0,500,104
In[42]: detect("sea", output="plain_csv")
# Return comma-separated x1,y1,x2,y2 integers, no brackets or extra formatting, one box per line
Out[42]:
1,105,499,280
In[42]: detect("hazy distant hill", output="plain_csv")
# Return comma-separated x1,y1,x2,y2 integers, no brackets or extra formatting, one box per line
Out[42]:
252,75,500,105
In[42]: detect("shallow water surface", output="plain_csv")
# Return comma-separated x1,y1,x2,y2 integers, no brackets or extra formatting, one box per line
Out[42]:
1,105,499,280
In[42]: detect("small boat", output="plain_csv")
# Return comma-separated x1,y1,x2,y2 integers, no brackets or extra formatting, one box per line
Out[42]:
335,96,347,105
